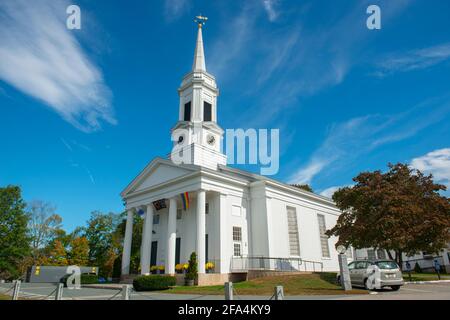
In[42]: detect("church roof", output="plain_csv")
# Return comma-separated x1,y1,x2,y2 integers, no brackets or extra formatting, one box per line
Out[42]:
121,156,336,209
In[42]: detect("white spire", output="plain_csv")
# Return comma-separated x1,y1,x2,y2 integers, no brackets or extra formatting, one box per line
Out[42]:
192,23,206,72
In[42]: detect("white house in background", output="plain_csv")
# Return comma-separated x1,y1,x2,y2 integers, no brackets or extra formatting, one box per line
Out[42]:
354,246,450,273
119,22,344,284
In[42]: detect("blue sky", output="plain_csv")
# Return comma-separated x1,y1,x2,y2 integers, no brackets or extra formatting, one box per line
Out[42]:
1,0,449,231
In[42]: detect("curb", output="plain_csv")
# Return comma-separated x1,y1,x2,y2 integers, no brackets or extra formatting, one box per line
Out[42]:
405,280,450,284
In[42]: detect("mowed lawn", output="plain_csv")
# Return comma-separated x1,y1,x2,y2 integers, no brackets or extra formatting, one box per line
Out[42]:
163,273,367,296
0,293,12,300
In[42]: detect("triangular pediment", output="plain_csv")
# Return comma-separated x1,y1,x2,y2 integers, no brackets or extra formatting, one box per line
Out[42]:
121,158,198,197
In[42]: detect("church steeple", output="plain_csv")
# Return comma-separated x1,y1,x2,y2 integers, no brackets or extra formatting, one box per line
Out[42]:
170,16,227,170
192,24,206,72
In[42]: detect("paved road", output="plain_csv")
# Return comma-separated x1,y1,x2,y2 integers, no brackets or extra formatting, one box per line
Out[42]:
1,282,449,300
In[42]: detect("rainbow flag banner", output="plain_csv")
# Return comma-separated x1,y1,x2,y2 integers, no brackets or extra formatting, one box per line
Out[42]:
180,192,190,210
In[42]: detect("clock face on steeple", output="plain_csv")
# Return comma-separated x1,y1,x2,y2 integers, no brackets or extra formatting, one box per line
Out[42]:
207,134,215,146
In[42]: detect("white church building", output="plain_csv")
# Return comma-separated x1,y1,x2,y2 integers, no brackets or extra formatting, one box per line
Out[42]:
120,21,344,284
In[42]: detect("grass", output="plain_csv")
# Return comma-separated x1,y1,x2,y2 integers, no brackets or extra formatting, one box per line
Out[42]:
0,293,11,300
404,272,450,282
161,273,367,296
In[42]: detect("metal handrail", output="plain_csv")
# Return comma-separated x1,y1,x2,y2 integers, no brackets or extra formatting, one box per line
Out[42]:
230,256,323,273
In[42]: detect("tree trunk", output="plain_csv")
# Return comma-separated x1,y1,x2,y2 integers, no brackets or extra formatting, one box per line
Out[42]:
393,250,403,271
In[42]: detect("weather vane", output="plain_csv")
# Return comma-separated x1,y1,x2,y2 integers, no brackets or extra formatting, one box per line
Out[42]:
194,15,208,28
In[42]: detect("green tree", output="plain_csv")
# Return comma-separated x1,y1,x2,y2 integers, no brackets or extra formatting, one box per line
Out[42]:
291,184,314,193
114,212,143,275
0,185,30,280
326,163,450,269
43,240,68,266
68,236,89,266
185,252,198,281
84,211,121,276
27,200,63,262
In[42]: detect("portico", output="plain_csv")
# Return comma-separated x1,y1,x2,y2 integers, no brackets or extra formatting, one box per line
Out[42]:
121,188,209,276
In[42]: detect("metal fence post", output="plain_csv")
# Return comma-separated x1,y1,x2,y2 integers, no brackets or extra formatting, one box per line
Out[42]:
121,284,131,300
274,286,284,300
224,282,233,300
12,280,21,300
55,283,64,300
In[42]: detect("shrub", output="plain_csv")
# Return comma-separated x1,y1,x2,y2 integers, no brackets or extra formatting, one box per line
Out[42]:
133,275,176,291
60,273,99,286
185,252,198,281
414,262,422,273
81,273,99,284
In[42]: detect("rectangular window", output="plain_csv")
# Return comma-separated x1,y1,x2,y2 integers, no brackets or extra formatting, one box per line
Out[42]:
232,227,242,241
153,214,160,225
203,102,212,121
287,207,300,256
317,214,330,258
205,203,209,214
233,243,241,257
176,209,182,220
184,102,191,121
233,226,242,257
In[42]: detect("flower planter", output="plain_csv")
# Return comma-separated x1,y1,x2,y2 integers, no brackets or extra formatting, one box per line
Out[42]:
185,279,195,286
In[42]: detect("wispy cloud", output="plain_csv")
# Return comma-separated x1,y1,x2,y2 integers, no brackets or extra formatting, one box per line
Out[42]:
60,138,73,152
411,148,450,189
262,0,279,22
85,167,96,185
0,0,115,132
375,43,450,77
319,185,351,198
288,96,450,184
164,0,190,21
60,137,95,184
210,0,412,128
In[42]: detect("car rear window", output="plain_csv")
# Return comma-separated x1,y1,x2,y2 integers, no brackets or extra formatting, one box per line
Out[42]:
375,261,399,269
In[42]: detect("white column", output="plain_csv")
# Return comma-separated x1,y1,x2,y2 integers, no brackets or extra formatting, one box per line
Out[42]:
166,198,177,275
140,204,154,275
218,193,228,273
121,208,134,275
196,190,206,274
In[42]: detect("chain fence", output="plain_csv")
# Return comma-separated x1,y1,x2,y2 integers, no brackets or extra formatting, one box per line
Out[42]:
1,281,284,300
230,282,283,301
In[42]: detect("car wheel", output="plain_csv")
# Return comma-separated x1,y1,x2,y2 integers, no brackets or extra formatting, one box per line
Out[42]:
391,286,400,291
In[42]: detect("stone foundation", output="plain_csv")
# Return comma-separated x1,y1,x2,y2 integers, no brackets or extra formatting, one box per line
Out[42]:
174,273,247,286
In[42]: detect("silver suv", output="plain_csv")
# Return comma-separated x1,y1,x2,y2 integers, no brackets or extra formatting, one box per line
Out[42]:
338,259,404,291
